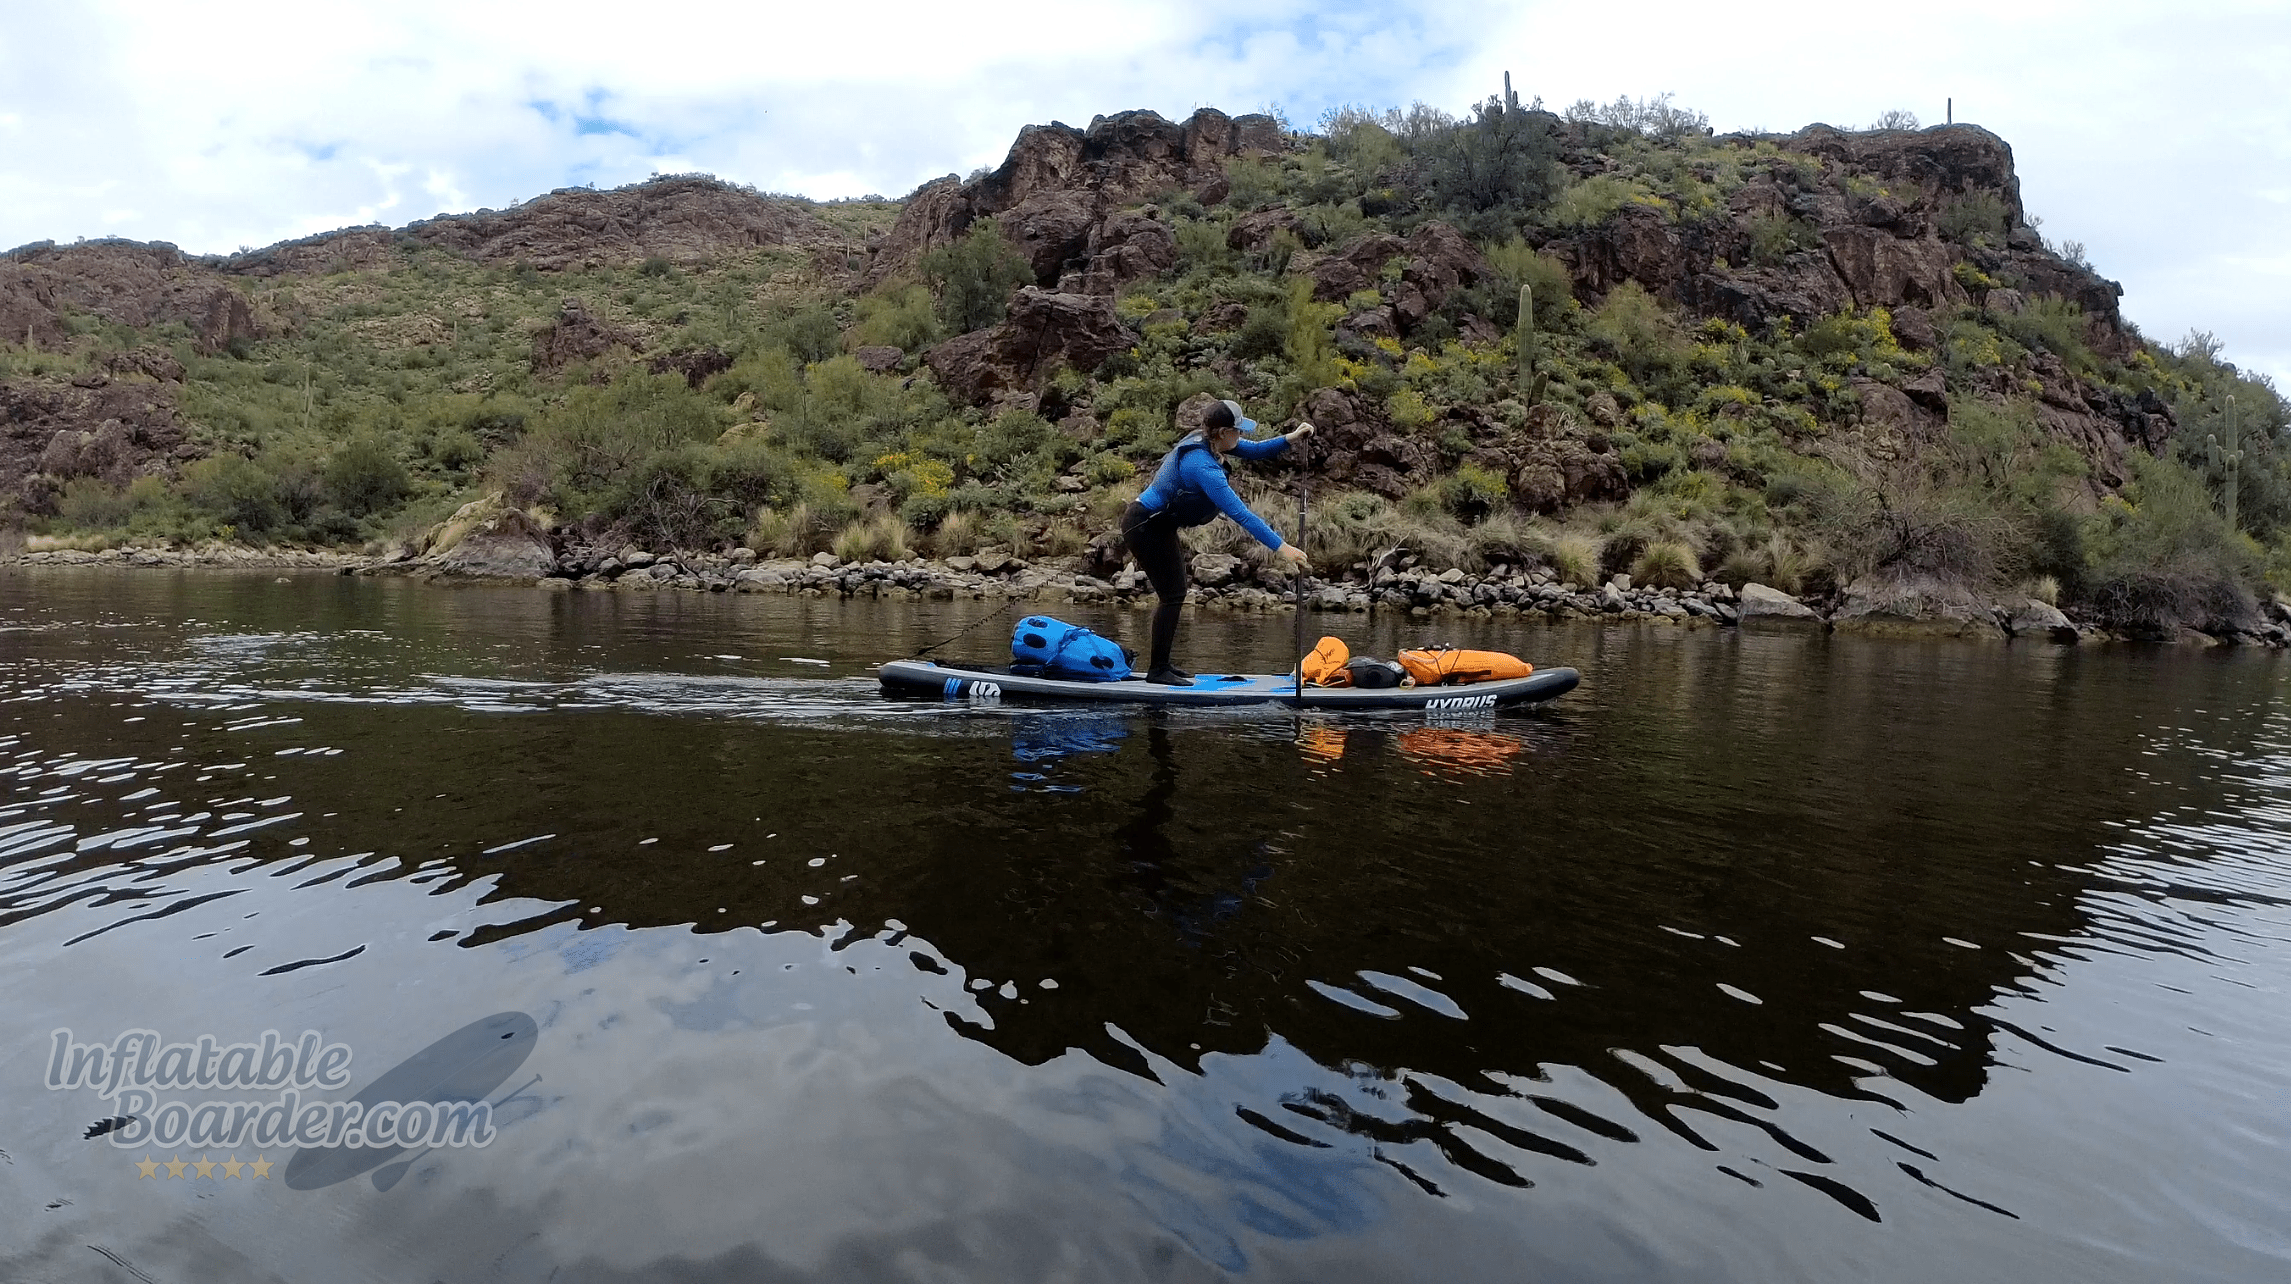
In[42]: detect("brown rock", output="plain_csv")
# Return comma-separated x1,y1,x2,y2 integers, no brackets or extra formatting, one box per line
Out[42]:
1196,300,1249,332
853,345,904,373
645,345,734,388
530,298,636,373
1294,233,1406,301
996,190,1101,285
1902,366,1948,414
1891,305,1939,352
1227,207,1304,253
925,288,1133,405
101,345,186,382
1068,210,1178,294
1821,226,1966,311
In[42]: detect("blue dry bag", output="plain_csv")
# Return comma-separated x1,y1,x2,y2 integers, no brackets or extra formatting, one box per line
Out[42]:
1010,615,1135,682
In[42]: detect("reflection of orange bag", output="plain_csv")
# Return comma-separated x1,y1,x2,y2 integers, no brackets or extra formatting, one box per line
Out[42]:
1396,646,1534,685
1301,636,1351,686
1399,728,1523,777
1296,725,1349,764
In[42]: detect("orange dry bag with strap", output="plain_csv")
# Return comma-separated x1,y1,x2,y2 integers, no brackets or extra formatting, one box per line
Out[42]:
1395,645,1534,686
1301,636,1352,686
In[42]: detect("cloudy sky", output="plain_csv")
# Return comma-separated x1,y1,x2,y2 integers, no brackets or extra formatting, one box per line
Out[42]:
2,0,2284,383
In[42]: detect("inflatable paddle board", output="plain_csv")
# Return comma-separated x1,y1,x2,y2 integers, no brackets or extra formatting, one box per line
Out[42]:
878,658,1579,710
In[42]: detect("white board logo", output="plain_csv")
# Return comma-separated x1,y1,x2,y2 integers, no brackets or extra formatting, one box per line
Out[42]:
1426,693,1497,711
967,681,1002,702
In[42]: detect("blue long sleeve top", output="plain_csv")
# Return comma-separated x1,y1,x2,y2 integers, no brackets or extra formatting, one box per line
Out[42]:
1135,431,1292,549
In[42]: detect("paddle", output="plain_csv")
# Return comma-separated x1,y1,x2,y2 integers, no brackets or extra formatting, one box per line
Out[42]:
1293,484,1308,709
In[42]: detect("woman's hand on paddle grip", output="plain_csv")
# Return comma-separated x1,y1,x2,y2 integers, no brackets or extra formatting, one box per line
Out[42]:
1276,542,1310,571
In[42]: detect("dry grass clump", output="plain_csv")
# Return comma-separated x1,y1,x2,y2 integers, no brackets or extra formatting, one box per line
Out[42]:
1631,539,1702,589
747,503,832,558
830,513,912,563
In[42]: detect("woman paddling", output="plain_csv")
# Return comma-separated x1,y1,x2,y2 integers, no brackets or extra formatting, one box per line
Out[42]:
1121,399,1314,686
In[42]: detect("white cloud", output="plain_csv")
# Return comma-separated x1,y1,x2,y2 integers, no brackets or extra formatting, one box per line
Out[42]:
2,0,2284,381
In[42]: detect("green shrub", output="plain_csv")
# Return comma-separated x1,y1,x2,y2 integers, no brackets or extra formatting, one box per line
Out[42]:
850,283,940,352
765,306,843,364
182,454,285,536
324,435,410,517
1549,175,1660,229
1939,193,2010,246
1418,90,1561,238
1747,212,1820,267
922,222,1034,334
57,479,138,528
1994,295,2093,373
1588,281,1682,384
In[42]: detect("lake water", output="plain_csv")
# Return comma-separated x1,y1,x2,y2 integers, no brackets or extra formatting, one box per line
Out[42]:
1,569,2287,1282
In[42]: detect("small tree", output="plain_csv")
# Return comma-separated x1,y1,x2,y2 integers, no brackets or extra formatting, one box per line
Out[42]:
921,222,1034,334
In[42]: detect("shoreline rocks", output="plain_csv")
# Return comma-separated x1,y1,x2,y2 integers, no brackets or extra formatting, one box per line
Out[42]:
7,541,2287,649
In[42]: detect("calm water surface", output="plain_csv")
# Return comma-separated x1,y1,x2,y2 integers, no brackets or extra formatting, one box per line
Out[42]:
1,569,2287,1282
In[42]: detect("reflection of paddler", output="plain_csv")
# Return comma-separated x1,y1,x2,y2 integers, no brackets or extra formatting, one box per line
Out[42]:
1397,727,1524,778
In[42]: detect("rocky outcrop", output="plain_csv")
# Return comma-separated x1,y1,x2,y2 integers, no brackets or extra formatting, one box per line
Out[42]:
409,493,558,581
1060,210,1179,295
0,241,263,354
530,298,637,373
926,288,1133,406
866,108,1284,289
1828,575,2001,639
1,376,190,512
230,177,845,277
1293,221,1489,330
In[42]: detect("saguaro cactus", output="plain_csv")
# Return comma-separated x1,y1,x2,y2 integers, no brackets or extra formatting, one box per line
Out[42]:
1518,284,1548,405
2208,393,2242,533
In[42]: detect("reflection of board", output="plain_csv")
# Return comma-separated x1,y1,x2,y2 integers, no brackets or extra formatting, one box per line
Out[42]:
878,659,1579,710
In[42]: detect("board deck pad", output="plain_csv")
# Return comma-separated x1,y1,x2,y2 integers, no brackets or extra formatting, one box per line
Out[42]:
878,658,1579,710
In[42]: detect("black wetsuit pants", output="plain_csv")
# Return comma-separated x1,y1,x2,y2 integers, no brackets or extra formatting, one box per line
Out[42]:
1120,501,1187,673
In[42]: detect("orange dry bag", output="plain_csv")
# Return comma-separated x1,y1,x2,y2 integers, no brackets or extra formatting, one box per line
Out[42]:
1395,646,1534,686
1301,636,1352,686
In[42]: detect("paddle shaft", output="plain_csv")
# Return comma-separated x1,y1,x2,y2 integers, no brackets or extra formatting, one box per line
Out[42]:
1293,486,1308,708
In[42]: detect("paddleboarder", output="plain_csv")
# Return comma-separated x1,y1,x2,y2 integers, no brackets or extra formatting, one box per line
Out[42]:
1120,399,1314,686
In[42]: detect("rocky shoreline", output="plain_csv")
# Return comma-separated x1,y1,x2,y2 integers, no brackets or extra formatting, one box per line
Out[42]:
13,539,2288,648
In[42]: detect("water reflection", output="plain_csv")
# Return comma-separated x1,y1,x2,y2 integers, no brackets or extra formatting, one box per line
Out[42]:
2,570,2289,1280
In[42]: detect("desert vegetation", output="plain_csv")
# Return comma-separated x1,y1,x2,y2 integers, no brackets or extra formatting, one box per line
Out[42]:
5,85,2285,635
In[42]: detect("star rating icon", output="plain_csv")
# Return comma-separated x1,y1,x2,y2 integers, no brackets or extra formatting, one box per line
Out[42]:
135,1154,271,1180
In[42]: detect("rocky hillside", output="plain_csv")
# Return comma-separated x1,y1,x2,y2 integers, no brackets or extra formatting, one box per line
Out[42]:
3,93,2283,637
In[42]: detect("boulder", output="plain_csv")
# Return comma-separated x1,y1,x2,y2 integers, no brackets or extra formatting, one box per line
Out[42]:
1737,582,1824,630
1827,576,2001,639
2000,597,2078,643
423,503,557,582
1189,552,1242,588
853,345,904,372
